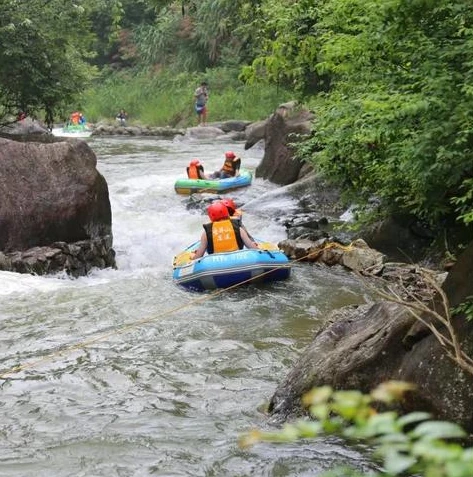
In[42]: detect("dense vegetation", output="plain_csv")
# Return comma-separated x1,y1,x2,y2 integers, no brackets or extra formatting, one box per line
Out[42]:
241,382,473,477
1,0,472,233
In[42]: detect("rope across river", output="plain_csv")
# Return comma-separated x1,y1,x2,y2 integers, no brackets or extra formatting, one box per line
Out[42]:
0,241,354,379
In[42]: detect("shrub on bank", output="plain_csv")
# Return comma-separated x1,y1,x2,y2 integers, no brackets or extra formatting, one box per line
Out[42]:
80,67,293,127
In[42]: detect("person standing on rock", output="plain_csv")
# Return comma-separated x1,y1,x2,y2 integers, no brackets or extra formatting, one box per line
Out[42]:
194,81,208,126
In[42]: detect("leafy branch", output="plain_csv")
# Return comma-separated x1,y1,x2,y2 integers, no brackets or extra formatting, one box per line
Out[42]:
240,382,473,477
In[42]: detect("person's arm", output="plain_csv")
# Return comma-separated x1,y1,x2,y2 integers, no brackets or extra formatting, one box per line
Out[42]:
198,166,208,179
234,158,241,176
191,232,208,259
240,228,258,249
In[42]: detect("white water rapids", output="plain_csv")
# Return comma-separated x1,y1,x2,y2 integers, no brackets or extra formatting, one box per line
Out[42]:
0,134,375,476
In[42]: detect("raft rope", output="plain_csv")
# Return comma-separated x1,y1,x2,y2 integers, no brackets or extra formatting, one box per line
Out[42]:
0,241,354,380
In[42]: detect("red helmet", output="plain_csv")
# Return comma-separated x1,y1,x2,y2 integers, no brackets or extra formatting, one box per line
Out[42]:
207,202,230,222
221,198,237,215
225,151,236,159
190,159,200,166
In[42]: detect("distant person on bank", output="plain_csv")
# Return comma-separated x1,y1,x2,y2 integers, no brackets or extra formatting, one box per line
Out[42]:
194,81,209,126
116,109,127,126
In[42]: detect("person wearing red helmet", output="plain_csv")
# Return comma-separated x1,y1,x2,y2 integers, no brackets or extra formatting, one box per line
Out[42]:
220,198,243,224
191,201,258,259
220,198,255,241
210,151,241,179
186,159,207,180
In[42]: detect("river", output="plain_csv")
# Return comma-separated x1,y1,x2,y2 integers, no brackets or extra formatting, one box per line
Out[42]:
0,134,374,477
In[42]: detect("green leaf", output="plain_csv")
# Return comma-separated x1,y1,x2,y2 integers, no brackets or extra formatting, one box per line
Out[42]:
397,412,432,429
383,449,416,475
410,421,467,441
445,460,473,477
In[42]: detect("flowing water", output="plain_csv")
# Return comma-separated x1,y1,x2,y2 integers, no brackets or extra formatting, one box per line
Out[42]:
0,134,375,477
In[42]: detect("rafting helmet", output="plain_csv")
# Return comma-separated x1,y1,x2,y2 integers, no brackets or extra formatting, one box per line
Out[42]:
190,158,200,166
207,202,229,222
221,198,237,215
225,151,236,159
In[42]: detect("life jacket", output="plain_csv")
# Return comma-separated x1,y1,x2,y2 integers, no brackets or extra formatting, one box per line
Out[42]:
187,164,200,179
221,157,236,176
203,219,243,254
71,112,80,124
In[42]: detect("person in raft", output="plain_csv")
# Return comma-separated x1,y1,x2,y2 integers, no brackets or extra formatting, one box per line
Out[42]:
210,151,241,179
70,111,80,125
220,198,255,241
186,159,208,180
220,198,242,224
191,201,258,259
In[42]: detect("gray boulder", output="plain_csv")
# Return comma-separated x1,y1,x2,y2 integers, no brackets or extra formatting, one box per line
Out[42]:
269,240,473,431
0,138,115,276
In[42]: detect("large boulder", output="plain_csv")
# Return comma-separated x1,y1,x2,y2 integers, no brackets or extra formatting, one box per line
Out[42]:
0,138,115,276
269,241,473,430
0,117,55,143
245,102,315,185
244,119,268,150
269,302,416,419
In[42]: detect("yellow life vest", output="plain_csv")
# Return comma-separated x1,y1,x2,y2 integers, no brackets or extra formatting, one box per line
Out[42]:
203,219,243,254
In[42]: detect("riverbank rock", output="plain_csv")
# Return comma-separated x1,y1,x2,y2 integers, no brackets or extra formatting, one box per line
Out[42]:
269,302,416,418
91,123,186,138
249,102,315,185
89,119,251,139
269,240,473,431
0,138,116,277
278,238,385,274
0,117,56,143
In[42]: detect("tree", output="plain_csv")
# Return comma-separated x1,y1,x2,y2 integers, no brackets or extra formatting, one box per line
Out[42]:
243,0,473,229
0,0,97,125
133,0,260,72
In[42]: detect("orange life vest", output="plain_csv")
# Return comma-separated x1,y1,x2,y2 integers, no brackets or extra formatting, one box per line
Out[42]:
70,112,80,124
187,164,200,179
221,157,237,176
203,219,243,254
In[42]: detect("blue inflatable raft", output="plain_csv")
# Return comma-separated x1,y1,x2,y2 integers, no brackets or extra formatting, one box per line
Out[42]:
172,240,291,291
174,168,253,195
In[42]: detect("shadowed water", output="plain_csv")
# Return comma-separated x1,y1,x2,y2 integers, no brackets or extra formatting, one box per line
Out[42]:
0,135,375,476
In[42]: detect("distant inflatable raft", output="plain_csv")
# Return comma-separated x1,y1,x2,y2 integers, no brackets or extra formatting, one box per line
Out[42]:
53,124,92,138
174,168,252,195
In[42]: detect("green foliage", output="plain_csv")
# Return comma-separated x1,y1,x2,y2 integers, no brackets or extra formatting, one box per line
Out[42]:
81,67,292,125
245,0,473,227
132,0,261,72
240,382,473,477
240,0,328,95
0,0,99,124
452,296,473,322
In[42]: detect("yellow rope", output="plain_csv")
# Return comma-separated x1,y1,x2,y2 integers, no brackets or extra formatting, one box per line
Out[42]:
0,241,354,380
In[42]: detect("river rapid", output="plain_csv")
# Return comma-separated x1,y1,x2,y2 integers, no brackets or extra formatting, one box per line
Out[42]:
0,134,374,477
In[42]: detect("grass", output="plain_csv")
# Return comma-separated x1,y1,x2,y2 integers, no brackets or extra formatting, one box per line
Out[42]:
80,67,294,127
